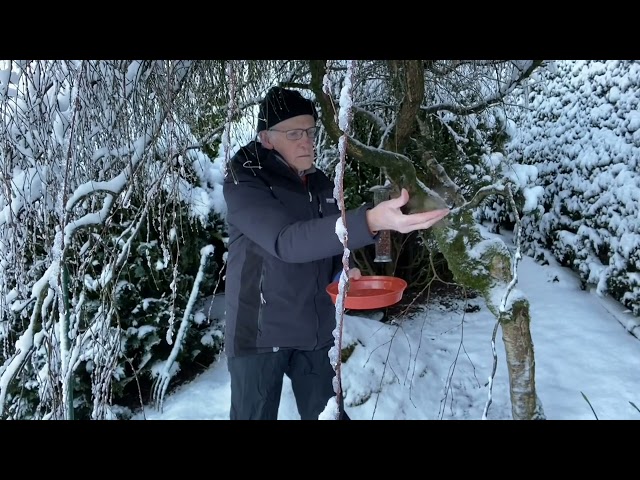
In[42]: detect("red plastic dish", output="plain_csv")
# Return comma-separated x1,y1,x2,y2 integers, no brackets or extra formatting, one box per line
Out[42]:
326,275,408,310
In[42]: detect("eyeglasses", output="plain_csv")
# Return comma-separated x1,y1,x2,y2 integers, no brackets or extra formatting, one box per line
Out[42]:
268,126,318,141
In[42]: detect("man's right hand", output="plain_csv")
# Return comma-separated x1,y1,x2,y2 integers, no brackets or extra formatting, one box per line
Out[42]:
365,188,450,234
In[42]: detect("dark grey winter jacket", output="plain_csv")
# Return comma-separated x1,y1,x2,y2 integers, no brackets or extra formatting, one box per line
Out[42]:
222,141,377,358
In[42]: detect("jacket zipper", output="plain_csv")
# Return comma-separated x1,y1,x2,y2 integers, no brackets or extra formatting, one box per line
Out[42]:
257,265,266,335
306,183,321,349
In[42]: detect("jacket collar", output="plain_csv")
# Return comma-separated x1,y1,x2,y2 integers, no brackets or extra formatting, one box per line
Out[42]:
235,141,317,180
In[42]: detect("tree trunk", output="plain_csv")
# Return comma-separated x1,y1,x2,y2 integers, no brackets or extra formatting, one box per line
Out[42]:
501,300,544,419
431,210,545,419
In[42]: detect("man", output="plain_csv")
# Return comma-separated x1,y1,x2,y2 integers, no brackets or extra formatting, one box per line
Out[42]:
222,86,449,420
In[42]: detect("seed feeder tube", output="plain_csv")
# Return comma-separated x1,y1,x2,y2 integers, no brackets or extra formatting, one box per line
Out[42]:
370,185,392,263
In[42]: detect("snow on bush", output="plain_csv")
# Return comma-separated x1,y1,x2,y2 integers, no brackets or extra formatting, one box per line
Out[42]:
483,60,640,315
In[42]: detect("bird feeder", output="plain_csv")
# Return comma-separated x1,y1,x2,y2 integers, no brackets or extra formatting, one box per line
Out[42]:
369,184,392,263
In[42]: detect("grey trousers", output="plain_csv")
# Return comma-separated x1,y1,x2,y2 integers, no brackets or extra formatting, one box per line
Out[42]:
227,346,350,420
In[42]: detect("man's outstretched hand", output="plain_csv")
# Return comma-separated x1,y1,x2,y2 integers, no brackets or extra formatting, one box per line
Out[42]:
366,188,450,234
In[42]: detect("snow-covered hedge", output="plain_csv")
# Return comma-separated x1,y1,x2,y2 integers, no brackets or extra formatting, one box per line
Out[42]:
483,60,640,315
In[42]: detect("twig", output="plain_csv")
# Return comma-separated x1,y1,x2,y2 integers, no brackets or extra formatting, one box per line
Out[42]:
581,391,599,420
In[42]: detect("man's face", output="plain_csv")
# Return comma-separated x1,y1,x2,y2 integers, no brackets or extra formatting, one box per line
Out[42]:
261,114,316,173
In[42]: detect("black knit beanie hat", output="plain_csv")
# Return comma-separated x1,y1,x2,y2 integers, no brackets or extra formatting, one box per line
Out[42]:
257,86,318,133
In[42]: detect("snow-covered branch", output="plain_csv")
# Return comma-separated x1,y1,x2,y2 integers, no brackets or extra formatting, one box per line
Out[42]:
456,184,507,213
423,61,543,116
499,183,523,313
321,60,357,421
151,244,215,411
0,267,51,416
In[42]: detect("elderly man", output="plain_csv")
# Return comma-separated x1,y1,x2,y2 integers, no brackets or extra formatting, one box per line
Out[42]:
222,86,449,420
